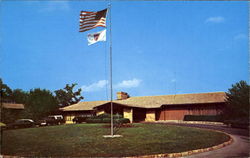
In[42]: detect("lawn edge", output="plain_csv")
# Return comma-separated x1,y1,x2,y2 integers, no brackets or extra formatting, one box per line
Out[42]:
126,127,233,158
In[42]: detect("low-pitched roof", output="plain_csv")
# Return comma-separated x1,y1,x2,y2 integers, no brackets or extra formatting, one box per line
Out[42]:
60,101,108,111
60,92,226,111
2,103,25,109
113,92,226,108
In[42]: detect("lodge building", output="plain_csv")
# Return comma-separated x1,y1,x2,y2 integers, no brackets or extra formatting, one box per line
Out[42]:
60,92,226,124
1,103,25,123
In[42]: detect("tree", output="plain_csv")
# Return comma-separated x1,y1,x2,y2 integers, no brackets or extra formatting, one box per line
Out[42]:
0,79,28,104
55,83,84,107
0,78,12,103
225,80,249,120
25,88,59,120
0,79,29,123
11,89,28,104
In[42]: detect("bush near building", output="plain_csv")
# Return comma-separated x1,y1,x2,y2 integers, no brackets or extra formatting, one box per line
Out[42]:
184,115,223,122
85,113,130,124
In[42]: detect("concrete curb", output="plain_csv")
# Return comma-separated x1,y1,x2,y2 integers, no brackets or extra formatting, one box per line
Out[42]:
126,128,233,158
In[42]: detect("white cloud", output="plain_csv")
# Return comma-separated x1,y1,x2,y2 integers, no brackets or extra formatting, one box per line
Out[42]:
114,78,142,89
39,1,70,12
171,79,176,83
234,33,248,40
81,78,142,92
81,80,108,92
205,16,225,23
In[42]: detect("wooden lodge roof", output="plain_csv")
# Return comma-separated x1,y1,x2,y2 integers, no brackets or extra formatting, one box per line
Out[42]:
2,103,25,109
60,92,226,111
60,101,108,111
113,92,226,108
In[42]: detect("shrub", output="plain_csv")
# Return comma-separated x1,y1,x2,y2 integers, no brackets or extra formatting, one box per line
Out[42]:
102,118,111,123
115,118,130,124
85,118,102,123
184,115,223,122
224,118,249,129
95,113,110,119
95,113,123,119
85,113,130,124
113,114,123,119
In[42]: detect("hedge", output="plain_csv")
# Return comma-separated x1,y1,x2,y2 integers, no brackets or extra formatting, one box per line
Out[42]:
93,113,123,119
183,115,223,122
85,113,130,123
85,119,102,123
85,118,130,124
224,118,249,129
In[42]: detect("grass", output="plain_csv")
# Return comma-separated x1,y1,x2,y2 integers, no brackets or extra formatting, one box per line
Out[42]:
1,123,230,157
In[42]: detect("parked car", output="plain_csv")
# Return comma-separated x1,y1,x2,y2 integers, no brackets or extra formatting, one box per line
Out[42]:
36,115,64,126
36,119,47,126
7,119,35,129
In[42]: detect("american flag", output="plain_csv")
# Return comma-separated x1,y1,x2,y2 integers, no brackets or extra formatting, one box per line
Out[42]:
79,9,107,32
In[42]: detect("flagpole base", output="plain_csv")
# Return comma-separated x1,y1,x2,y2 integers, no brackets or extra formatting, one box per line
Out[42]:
103,135,123,138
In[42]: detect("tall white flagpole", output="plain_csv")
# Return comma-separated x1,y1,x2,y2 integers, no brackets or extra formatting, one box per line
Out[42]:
108,3,114,136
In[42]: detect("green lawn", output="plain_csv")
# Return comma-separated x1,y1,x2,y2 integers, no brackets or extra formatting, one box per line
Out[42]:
1,123,230,157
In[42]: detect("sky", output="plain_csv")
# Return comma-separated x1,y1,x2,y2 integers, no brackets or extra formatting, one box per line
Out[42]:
1,1,248,101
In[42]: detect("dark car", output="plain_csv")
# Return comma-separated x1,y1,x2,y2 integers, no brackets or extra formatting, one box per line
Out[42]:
37,115,64,126
36,119,47,126
8,119,35,129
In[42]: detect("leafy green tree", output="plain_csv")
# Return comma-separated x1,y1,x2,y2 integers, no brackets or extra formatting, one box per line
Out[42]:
55,83,83,107
0,78,12,102
0,79,28,123
225,80,249,120
11,89,28,104
25,88,59,120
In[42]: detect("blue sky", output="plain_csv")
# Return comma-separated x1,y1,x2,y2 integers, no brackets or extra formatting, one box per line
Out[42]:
1,1,248,101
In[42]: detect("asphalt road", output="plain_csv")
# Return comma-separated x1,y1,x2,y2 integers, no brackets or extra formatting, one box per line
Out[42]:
158,122,250,158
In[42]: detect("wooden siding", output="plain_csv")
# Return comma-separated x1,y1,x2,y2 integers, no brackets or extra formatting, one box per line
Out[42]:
157,103,225,121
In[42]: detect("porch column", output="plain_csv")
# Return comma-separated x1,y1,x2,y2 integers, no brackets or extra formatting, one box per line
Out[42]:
145,109,156,122
123,107,133,123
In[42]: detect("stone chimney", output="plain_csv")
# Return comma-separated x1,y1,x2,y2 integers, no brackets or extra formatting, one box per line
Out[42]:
117,92,130,100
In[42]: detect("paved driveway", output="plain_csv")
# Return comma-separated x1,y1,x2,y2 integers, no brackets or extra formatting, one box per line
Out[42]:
157,122,249,158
